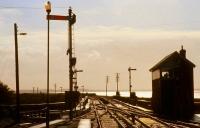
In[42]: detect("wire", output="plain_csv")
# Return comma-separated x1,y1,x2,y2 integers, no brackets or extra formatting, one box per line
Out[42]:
0,6,66,9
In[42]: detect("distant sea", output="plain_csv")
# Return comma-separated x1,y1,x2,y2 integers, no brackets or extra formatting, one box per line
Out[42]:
21,90,200,99
90,90,200,99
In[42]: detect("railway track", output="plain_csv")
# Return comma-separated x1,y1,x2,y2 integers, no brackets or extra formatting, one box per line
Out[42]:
90,96,200,128
112,98,200,128
16,96,200,128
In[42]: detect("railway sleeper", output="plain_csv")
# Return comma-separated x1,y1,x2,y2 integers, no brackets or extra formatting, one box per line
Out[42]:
116,112,138,128
107,110,132,128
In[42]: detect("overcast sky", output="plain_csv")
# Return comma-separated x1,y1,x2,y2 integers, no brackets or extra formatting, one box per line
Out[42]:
0,0,200,91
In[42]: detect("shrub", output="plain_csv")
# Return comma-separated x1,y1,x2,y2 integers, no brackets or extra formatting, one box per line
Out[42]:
0,81,14,105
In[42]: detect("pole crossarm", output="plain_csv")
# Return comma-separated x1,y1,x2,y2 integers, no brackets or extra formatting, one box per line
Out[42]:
74,69,83,73
128,67,136,71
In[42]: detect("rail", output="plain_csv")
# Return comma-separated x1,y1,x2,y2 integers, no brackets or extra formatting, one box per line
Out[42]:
96,96,197,128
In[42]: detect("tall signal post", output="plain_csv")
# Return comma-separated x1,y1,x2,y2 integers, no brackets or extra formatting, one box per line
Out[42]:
45,1,77,124
68,7,73,92
128,67,136,97
68,7,76,120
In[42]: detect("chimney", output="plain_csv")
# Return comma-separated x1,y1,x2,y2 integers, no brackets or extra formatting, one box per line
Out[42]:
179,45,186,58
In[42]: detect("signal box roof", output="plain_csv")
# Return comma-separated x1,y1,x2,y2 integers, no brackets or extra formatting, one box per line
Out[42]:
149,51,195,72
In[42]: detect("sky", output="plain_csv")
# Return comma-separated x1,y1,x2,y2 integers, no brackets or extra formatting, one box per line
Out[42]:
0,0,200,91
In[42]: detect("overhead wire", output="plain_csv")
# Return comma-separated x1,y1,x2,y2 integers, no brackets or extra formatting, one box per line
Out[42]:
0,6,66,9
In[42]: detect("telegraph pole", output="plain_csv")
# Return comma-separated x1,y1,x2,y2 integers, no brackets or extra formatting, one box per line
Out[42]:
14,23,20,124
54,83,56,94
81,85,84,93
33,87,35,94
106,76,109,96
14,23,27,124
37,87,39,94
116,73,120,96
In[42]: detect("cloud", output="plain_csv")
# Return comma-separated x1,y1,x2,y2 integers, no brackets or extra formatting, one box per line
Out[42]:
74,26,200,90
2,23,200,90
1,0,200,91
75,0,200,30
87,50,101,60
76,26,200,46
